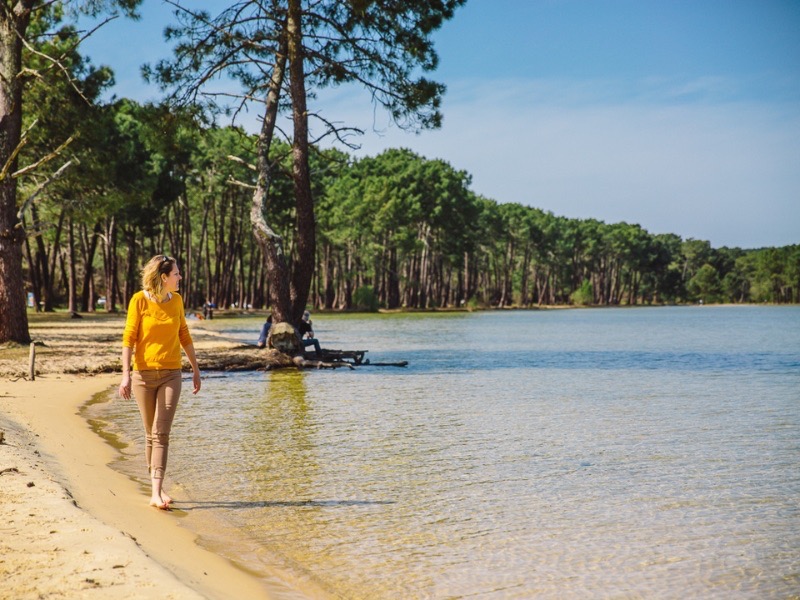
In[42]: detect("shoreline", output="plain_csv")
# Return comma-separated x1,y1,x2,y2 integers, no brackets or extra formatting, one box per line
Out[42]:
0,374,287,599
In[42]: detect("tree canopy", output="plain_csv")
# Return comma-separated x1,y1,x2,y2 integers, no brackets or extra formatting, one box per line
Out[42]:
1,0,141,343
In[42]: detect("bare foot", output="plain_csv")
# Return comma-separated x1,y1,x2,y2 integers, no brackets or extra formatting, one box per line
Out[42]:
160,490,173,505
149,497,170,510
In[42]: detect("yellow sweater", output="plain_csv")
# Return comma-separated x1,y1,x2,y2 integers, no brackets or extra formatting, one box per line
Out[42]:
122,291,193,370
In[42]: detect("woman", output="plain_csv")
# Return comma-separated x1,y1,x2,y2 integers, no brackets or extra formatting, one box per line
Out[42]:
118,254,201,510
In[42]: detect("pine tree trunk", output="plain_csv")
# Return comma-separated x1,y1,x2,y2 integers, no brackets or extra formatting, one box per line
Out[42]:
251,24,291,323
0,4,33,343
287,0,316,323
323,242,335,309
0,181,30,342
22,217,41,311
387,246,400,309
80,221,101,312
67,215,77,313
103,216,117,312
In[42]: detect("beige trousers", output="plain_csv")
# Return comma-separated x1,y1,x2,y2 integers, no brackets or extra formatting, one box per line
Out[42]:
131,369,182,480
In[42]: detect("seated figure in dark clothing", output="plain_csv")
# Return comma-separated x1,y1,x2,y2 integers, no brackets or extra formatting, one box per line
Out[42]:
297,310,321,356
256,314,272,348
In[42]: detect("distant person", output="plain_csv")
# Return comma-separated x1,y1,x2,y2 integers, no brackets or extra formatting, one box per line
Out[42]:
118,254,202,510
298,310,322,356
256,314,273,348
202,299,215,319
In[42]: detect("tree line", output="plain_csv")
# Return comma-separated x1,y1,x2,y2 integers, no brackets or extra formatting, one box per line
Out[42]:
20,102,799,314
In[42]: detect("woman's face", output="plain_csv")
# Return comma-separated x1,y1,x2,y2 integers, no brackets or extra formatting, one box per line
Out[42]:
162,264,182,293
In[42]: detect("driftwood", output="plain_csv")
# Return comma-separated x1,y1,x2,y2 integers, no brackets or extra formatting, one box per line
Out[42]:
197,345,268,371
261,348,297,369
318,349,368,365
292,355,354,370
261,348,353,370
363,360,408,367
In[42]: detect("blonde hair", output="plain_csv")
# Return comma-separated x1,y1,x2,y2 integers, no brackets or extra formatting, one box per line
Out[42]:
141,254,176,300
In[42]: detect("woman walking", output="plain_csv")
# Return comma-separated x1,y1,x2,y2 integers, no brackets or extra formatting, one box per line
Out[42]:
118,254,201,509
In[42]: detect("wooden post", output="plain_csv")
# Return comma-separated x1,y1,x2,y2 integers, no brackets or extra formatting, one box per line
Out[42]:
28,342,35,381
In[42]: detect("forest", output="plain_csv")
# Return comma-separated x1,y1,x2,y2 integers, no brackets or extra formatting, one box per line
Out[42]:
3,0,798,345
21,102,799,314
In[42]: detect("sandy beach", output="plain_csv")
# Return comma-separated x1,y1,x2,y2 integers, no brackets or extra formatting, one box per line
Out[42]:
0,315,280,600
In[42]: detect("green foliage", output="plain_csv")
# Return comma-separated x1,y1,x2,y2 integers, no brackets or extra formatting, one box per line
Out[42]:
352,285,379,312
570,280,594,306
688,264,722,304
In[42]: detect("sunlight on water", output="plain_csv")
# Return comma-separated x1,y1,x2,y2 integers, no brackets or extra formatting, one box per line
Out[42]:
91,306,800,598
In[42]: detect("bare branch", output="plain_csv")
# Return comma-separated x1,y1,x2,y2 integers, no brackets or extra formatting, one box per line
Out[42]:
0,119,39,182
227,154,257,171
12,135,77,179
16,159,76,224
227,177,257,190
308,111,363,149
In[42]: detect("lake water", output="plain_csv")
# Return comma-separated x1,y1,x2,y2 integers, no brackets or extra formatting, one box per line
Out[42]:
89,306,800,599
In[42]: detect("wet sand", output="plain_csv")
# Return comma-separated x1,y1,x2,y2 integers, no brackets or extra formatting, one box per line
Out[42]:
0,374,277,599
0,315,281,599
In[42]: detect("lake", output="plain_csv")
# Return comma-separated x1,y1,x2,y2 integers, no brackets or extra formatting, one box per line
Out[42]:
89,306,800,599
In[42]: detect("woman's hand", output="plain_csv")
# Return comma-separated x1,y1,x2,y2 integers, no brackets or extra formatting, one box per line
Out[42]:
118,374,132,399
119,347,133,399
182,343,201,394
192,369,202,395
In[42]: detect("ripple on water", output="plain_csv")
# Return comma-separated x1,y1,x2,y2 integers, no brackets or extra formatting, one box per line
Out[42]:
93,307,800,598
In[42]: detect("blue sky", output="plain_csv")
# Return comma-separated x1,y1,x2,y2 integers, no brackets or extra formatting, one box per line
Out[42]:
79,0,800,249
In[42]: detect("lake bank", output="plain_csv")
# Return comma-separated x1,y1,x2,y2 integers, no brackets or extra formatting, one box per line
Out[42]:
0,374,280,599
0,316,308,599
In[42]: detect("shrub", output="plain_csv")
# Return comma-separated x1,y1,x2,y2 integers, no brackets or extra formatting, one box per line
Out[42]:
570,279,594,306
353,285,379,312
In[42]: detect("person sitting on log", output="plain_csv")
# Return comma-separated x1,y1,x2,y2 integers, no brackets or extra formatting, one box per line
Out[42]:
256,314,272,348
298,310,322,356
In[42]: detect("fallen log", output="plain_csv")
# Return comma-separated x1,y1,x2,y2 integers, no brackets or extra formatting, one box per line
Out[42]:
260,349,354,370
362,360,408,367
292,356,355,370
196,344,268,371
317,349,368,365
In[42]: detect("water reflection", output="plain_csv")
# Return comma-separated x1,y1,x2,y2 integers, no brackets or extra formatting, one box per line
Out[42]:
250,370,316,495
